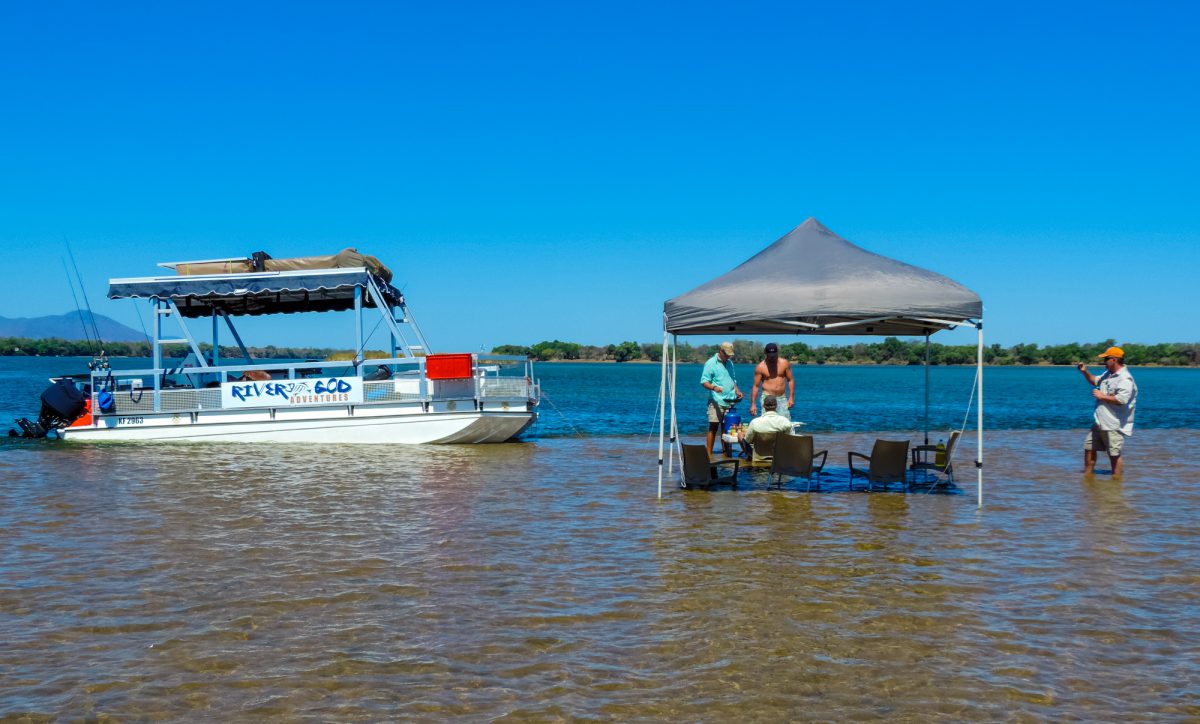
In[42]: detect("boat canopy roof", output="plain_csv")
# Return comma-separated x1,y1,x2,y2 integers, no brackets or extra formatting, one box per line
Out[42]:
108,267,404,318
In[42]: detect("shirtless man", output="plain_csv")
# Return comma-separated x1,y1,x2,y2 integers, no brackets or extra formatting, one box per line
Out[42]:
749,342,795,421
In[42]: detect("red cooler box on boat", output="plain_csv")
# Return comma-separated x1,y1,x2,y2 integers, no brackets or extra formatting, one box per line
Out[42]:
425,353,474,380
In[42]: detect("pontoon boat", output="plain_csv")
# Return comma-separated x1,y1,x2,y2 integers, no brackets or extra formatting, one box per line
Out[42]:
13,249,539,443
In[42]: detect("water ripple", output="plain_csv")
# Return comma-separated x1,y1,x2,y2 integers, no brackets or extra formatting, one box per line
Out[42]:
1,430,1198,719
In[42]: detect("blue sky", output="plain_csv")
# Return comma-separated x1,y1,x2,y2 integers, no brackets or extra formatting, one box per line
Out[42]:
2,1,1196,352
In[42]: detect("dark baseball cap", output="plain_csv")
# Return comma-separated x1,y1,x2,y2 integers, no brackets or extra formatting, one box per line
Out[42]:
764,342,779,353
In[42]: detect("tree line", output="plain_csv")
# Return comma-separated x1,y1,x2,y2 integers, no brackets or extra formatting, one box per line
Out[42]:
491,339,1200,366
0,338,337,360
5,335,1198,366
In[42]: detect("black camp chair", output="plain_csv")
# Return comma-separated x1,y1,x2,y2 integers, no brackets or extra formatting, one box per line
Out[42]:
848,439,910,492
769,433,828,491
680,443,739,490
746,430,778,463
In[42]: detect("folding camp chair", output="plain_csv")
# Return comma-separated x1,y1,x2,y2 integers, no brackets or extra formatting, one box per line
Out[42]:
680,443,740,490
747,430,779,463
769,433,828,491
848,439,910,492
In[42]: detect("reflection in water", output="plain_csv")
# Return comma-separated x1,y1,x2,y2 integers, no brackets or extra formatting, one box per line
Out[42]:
1,429,1198,719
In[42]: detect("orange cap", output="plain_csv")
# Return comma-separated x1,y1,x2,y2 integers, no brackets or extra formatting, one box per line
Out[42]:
1097,346,1125,359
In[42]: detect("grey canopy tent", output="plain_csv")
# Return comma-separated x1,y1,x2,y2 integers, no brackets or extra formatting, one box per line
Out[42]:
656,218,985,505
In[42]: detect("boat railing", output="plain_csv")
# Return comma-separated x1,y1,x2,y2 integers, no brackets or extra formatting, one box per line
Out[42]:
87,354,538,416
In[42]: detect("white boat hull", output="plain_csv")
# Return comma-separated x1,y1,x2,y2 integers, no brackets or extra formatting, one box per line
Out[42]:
59,407,534,444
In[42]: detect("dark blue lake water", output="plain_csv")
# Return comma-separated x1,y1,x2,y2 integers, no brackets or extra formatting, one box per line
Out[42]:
531,361,1197,438
2,358,1196,438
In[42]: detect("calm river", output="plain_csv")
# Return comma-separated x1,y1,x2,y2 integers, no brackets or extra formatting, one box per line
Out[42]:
2,359,1198,719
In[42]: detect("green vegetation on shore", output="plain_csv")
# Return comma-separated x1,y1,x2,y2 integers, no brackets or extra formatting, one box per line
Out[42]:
4,336,1197,366
492,339,1200,366
0,338,336,360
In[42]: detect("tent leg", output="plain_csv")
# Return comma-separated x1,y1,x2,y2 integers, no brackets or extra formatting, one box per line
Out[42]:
668,335,678,478
672,336,681,485
924,333,930,446
977,321,984,508
657,330,669,499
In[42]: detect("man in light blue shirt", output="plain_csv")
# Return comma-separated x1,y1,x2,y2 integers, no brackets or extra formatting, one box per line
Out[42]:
701,341,743,458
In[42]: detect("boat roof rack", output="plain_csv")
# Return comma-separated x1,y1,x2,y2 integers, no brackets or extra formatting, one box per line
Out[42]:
107,267,404,318
157,256,251,270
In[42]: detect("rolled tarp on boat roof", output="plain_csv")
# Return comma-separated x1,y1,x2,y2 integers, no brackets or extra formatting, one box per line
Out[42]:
166,248,394,284
108,268,404,318
663,218,983,336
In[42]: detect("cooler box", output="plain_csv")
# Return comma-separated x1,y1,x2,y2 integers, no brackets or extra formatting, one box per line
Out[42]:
425,353,474,380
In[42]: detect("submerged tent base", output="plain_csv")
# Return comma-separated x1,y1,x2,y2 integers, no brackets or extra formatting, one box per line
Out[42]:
654,326,983,507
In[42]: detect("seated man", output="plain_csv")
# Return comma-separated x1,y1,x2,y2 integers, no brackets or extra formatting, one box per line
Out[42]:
739,394,794,461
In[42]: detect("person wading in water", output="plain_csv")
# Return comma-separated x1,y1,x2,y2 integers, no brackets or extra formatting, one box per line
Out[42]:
1078,345,1138,477
750,342,796,421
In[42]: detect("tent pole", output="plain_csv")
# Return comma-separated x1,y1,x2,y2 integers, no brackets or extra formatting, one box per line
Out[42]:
657,329,669,499
668,335,678,478
977,321,984,508
924,333,930,446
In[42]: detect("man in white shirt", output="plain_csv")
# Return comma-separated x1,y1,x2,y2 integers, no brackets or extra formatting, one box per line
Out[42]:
1078,345,1138,477
740,395,794,461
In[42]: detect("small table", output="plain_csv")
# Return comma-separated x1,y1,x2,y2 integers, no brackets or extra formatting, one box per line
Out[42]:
724,422,805,443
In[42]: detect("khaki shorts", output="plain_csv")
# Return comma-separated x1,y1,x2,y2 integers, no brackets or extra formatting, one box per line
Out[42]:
1084,425,1125,456
707,401,728,425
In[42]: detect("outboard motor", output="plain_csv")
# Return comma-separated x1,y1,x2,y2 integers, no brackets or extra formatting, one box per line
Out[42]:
10,378,87,438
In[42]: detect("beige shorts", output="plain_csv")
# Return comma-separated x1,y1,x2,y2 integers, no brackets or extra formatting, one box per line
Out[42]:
707,401,728,425
1084,426,1125,456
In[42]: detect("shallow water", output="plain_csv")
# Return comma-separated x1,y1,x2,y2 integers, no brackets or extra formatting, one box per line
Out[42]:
2,359,1199,719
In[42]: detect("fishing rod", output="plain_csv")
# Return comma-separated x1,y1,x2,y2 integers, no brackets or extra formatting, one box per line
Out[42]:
63,237,108,371
64,238,103,346
335,313,387,378
132,302,152,347
61,258,95,353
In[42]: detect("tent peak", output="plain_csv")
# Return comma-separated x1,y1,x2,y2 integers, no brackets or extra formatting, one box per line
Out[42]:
782,217,843,245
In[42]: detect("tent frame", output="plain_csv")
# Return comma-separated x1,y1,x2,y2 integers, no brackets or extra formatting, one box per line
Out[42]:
655,321,984,507
655,218,985,506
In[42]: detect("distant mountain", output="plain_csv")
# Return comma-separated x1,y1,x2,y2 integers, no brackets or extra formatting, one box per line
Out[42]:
0,311,146,342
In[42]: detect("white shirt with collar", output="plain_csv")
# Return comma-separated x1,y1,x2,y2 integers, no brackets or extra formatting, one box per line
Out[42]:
1094,366,1137,436
744,410,793,442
